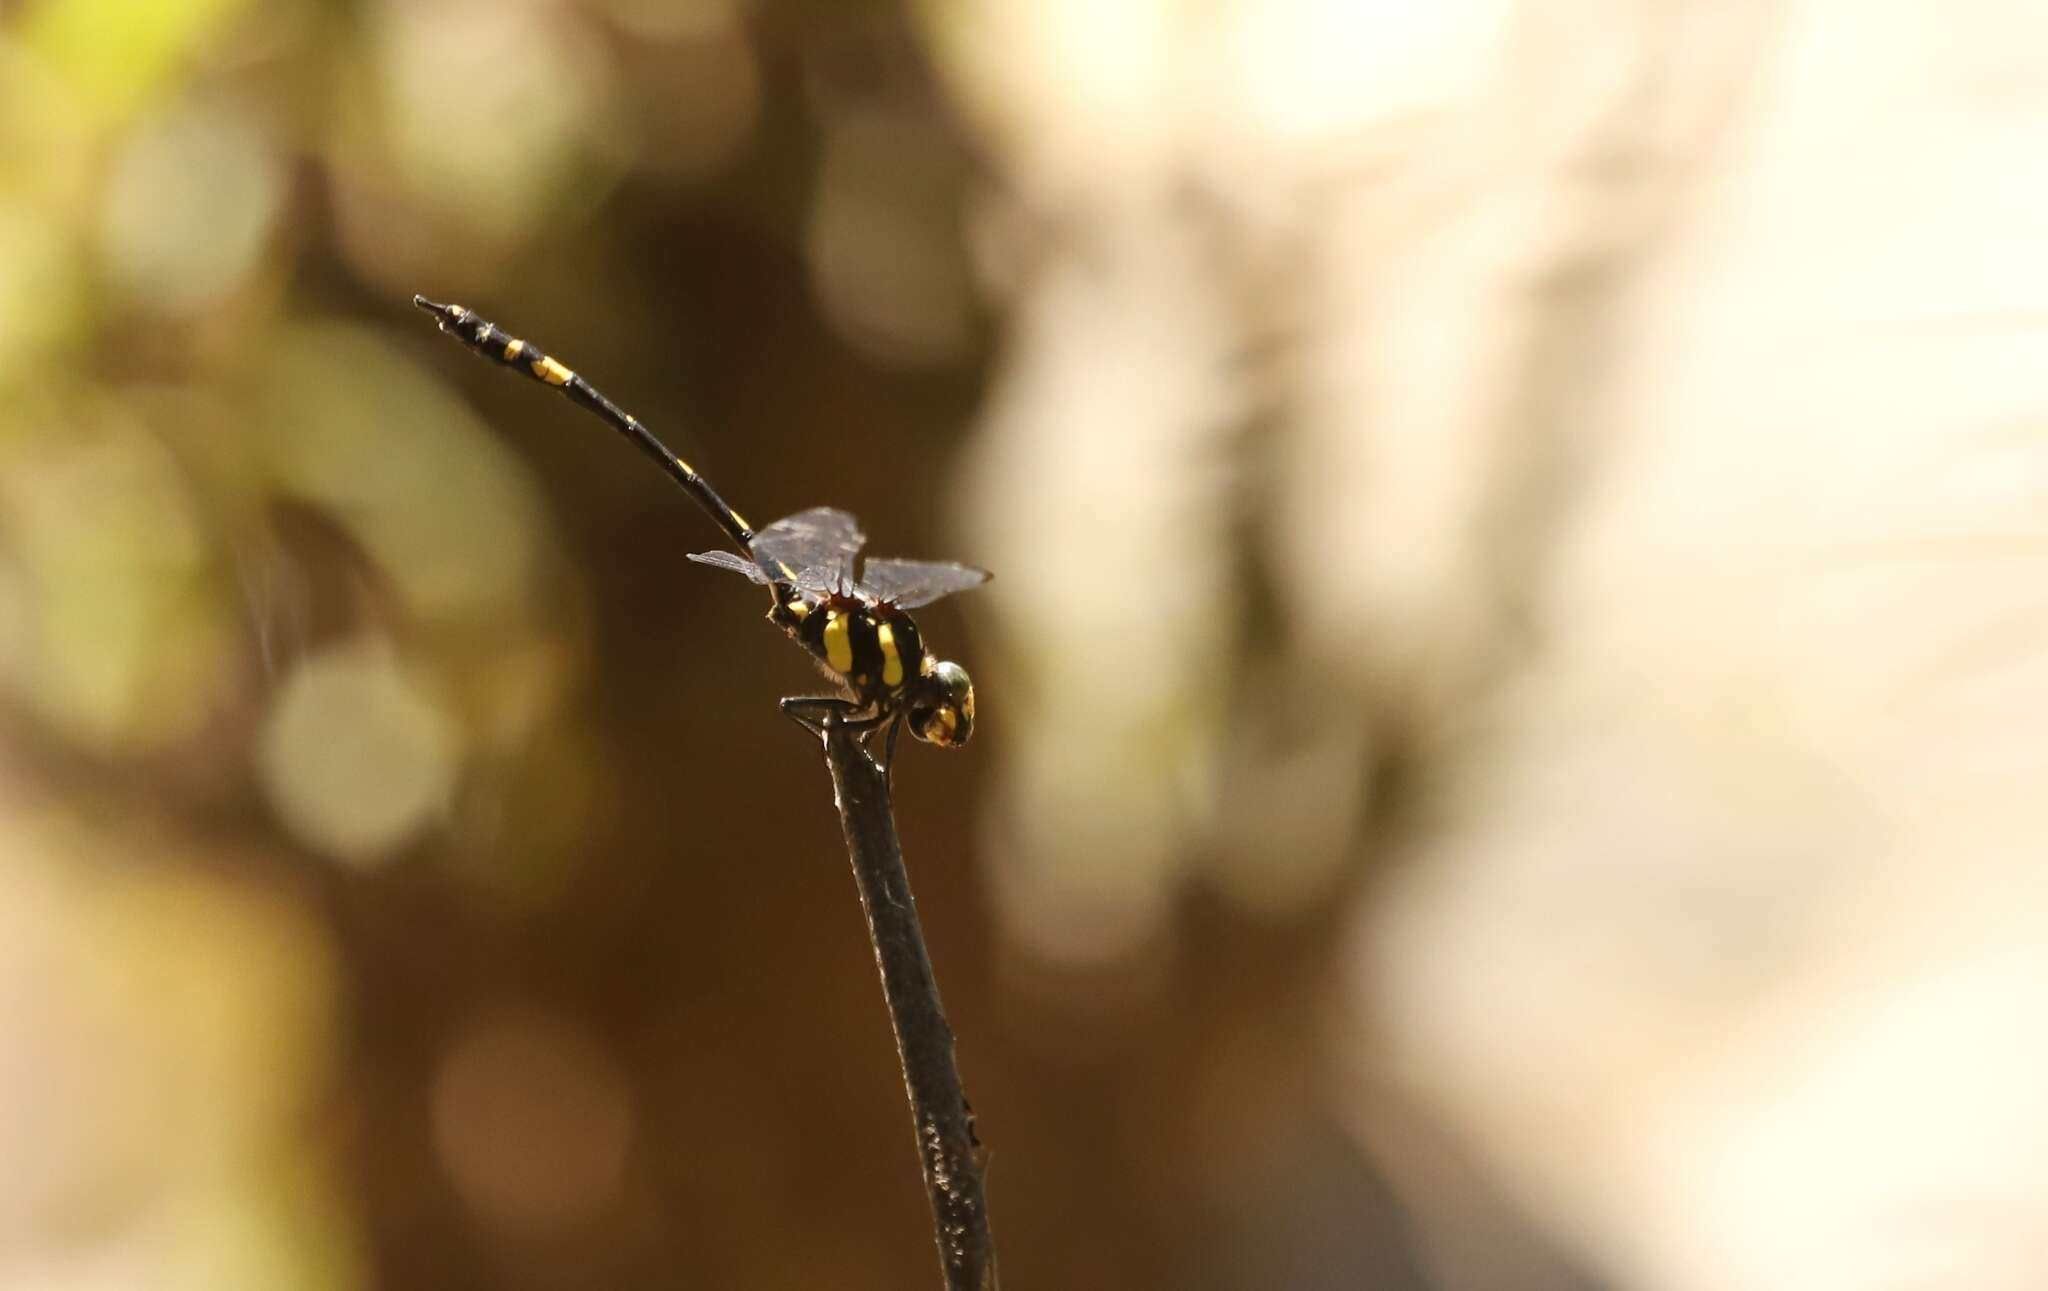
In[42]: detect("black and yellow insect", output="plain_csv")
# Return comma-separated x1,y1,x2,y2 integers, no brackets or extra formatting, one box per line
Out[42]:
412,296,988,762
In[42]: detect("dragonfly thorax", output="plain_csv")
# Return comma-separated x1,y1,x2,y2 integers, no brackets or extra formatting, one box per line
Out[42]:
789,593,923,695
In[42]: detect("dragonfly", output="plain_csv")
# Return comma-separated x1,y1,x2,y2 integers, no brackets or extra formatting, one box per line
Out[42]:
412,296,988,766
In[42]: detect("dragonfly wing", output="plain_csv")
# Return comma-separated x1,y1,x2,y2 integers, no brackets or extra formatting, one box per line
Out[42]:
750,507,865,591
687,549,773,584
794,564,851,595
857,557,992,609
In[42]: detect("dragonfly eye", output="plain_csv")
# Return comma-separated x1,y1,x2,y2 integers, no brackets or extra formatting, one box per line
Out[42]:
908,661,975,747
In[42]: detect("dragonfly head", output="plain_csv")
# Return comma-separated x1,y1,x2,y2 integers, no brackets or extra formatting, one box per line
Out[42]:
906,659,975,748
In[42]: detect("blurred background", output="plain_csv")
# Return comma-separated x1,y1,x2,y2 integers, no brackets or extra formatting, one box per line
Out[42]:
3,0,2046,1287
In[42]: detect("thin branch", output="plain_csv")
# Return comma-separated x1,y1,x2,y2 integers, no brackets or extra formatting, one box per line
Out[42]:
810,716,999,1290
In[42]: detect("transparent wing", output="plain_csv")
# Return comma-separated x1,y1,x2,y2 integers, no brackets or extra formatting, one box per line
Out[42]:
749,507,865,593
686,549,772,584
856,557,992,609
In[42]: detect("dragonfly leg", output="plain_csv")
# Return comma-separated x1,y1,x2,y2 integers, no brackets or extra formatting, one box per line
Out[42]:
779,695,857,739
880,715,903,790
780,695,887,744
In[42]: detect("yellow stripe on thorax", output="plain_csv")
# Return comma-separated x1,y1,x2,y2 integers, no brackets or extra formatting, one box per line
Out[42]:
876,620,904,687
822,610,855,673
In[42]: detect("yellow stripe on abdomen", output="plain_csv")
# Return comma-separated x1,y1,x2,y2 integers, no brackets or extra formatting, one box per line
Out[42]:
876,621,903,688
822,610,855,673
